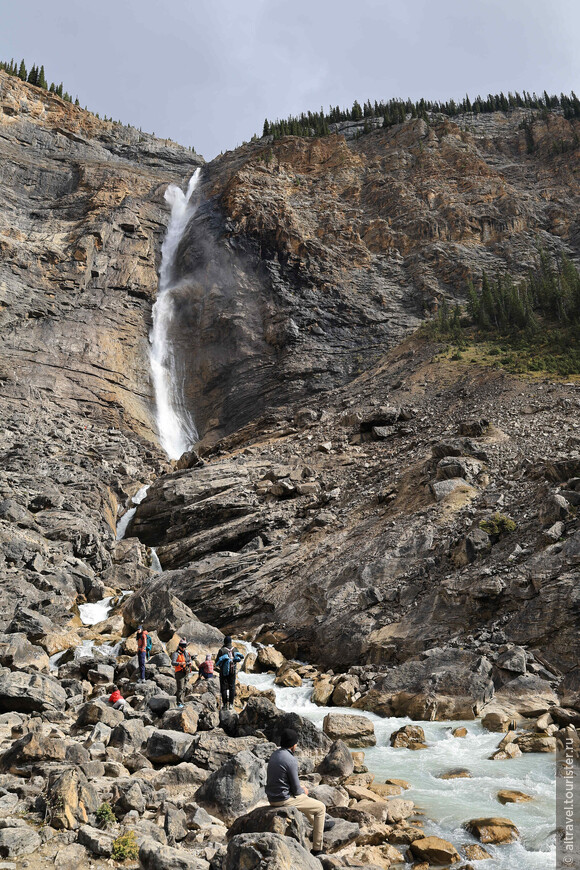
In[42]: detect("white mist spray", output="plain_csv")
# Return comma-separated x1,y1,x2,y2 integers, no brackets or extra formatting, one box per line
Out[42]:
150,169,201,459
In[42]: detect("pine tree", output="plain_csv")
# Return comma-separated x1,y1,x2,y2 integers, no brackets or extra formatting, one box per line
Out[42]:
38,65,47,89
18,59,27,80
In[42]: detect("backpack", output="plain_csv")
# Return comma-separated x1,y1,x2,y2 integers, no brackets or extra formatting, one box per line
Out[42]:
145,634,153,658
217,651,231,676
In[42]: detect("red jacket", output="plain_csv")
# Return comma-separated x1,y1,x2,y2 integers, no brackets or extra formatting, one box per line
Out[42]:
109,689,122,704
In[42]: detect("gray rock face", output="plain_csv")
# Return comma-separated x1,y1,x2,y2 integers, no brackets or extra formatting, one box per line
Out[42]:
226,832,322,870
0,668,67,713
195,748,268,824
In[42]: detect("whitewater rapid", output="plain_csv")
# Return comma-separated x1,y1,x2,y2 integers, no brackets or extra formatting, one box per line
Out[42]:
239,669,556,870
150,169,201,459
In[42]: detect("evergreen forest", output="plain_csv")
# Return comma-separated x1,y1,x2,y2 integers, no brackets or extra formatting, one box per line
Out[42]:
261,90,580,140
0,57,77,104
428,252,580,376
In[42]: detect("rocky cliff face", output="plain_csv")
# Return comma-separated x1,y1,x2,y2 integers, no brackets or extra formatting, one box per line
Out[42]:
1,71,579,703
171,108,580,443
0,72,202,624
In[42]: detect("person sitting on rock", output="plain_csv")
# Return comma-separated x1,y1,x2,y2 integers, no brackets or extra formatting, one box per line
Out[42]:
108,685,127,712
265,727,333,857
198,654,215,680
216,636,244,710
171,638,191,708
136,624,148,683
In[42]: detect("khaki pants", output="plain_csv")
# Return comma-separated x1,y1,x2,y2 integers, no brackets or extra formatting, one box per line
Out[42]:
269,794,326,851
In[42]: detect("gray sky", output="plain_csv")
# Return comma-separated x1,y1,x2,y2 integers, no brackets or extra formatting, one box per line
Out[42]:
2,0,579,160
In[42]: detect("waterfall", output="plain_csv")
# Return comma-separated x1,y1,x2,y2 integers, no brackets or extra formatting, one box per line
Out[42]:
150,169,201,459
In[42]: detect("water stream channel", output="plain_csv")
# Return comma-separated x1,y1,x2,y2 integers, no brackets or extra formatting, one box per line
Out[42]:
238,670,555,869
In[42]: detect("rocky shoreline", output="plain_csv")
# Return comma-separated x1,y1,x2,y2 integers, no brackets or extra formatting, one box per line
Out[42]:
0,597,572,869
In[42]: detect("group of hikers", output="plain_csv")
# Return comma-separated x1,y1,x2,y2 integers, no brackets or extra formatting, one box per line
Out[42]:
107,626,333,856
132,626,245,709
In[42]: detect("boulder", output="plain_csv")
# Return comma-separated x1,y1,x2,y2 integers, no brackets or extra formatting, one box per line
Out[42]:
227,804,309,847
323,818,361,852
481,710,512,732
0,731,68,773
0,633,50,672
164,803,188,844
311,678,334,707
237,697,331,755
161,706,199,734
145,729,195,765
331,679,359,707
385,798,415,823
317,740,354,778
256,647,286,672
497,789,533,804
0,821,42,858
195,748,269,824
46,768,99,830
275,664,302,688
226,832,322,870
187,730,262,772
514,733,557,753
390,724,427,750
0,668,67,713
363,649,494,720
139,837,206,869
464,843,492,860
322,713,376,747
74,699,124,729
109,719,149,754
77,825,115,858
464,817,519,844
410,836,461,864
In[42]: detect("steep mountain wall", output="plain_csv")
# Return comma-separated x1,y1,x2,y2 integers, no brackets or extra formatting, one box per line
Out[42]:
0,72,578,698
171,109,579,443
0,70,203,440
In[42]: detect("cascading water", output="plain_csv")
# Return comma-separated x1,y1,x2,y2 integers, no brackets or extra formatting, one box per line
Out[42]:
150,169,201,459
240,665,556,870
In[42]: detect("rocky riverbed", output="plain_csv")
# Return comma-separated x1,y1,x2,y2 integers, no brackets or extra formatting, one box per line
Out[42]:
0,597,569,869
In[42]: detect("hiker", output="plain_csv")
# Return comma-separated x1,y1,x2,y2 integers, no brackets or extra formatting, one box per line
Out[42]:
198,654,215,680
265,727,333,857
171,638,191,708
216,636,244,710
108,685,127,712
136,625,149,682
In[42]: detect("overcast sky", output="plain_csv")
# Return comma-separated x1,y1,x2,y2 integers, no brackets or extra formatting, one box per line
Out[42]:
2,0,579,160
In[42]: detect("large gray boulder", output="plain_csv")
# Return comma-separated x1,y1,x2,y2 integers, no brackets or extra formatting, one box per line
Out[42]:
0,668,66,713
139,837,207,869
109,719,150,754
226,832,322,870
226,805,309,847
195,748,268,824
237,696,331,755
0,820,42,858
317,740,354,777
0,632,50,672
145,729,195,764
